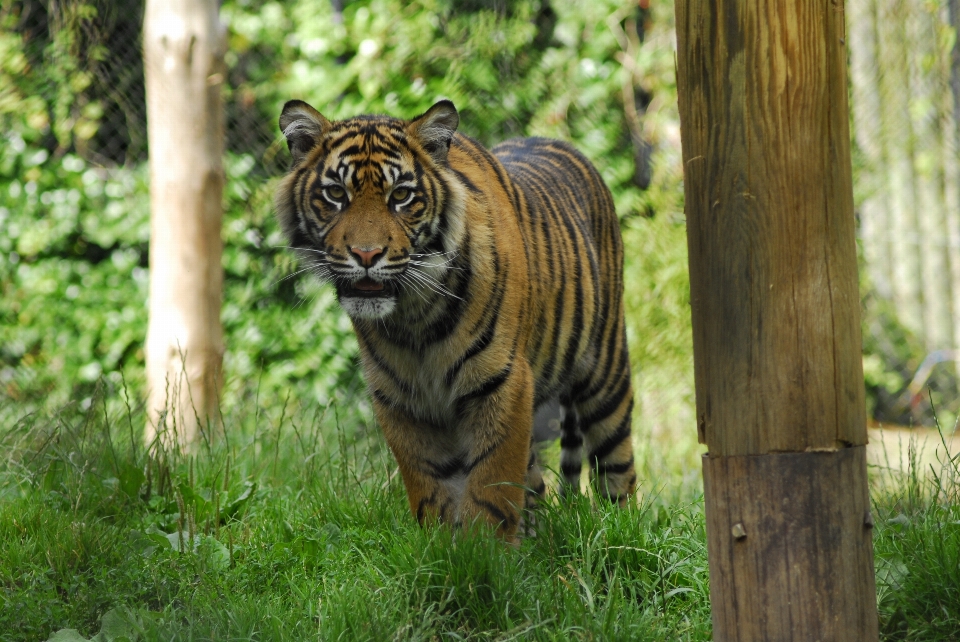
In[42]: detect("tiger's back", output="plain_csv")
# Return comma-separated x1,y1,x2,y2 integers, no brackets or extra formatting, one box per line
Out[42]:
494,137,635,503
276,100,635,541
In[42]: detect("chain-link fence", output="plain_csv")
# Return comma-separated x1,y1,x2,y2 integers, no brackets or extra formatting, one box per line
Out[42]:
1,0,680,421
10,0,654,177
3,0,960,427
11,0,148,165
9,0,285,173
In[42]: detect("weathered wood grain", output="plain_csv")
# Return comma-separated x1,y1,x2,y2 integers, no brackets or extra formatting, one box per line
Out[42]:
675,0,866,456
703,448,878,641
675,1,879,638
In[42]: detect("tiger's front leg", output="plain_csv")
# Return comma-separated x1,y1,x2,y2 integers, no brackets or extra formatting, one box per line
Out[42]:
373,361,534,542
372,401,463,528
454,360,534,541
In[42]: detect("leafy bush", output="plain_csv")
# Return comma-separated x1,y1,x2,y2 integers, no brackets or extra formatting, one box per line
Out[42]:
1,0,686,427
223,0,676,214
0,133,149,412
0,133,366,422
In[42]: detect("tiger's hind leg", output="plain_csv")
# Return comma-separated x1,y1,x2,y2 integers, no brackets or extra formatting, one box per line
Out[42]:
519,440,547,537
524,443,546,507
558,403,584,497
573,369,636,506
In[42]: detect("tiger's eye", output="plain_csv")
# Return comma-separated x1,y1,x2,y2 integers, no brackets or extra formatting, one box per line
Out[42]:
325,185,346,200
390,187,410,203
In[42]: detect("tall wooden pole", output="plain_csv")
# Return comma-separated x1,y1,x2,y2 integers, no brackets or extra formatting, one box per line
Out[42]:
143,0,226,448
674,2,878,640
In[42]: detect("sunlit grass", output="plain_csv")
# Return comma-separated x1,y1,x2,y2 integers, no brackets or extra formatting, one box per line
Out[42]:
870,414,960,640
2,207,956,640
3,371,960,640
1,386,712,641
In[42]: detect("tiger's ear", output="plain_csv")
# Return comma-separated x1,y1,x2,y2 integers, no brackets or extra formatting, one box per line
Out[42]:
279,100,330,164
410,100,459,164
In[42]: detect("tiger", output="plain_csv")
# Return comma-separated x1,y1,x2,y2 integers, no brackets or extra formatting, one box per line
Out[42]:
275,99,636,541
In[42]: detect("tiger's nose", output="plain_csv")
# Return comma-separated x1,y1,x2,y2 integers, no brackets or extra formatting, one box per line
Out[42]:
349,246,384,267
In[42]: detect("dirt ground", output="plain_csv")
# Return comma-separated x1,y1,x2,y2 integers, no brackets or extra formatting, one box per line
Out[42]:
867,423,960,480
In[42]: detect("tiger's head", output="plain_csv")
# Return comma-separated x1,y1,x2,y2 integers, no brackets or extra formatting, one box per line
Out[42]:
275,100,467,320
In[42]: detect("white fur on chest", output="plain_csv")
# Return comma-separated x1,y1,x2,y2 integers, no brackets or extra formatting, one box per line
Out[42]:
402,347,459,423
363,341,459,425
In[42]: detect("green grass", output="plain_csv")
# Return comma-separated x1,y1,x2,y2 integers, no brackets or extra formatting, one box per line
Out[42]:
1,386,713,641
871,419,960,640
4,384,960,641
2,221,959,642
3,203,959,640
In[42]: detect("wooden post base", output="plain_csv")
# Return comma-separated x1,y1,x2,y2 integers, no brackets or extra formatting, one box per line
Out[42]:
703,447,878,641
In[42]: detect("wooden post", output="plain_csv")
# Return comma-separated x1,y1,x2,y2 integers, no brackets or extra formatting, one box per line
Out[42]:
143,0,226,448
674,2,879,640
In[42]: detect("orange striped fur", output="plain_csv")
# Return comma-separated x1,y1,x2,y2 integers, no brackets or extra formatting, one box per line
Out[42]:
276,100,635,540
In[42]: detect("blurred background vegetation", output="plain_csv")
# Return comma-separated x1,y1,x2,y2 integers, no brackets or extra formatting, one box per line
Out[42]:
0,0,957,471
3,5,960,639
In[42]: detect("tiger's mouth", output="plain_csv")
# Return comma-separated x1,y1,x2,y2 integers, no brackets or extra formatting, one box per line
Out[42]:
342,277,395,298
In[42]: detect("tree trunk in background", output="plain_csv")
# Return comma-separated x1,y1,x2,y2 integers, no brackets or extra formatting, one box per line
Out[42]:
948,0,960,364
850,0,959,356
910,8,954,353
849,0,892,299
143,0,225,448
881,0,924,340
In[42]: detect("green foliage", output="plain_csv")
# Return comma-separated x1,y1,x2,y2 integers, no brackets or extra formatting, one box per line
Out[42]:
0,134,149,413
1,2,104,152
0,7,51,138
223,0,677,215
0,132,365,421
1,0,686,430
46,607,149,642
621,213,702,489
859,269,960,427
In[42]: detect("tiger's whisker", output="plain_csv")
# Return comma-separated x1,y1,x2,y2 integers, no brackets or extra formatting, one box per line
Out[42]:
407,268,461,300
398,273,432,304
408,259,463,270
276,245,329,256
270,266,315,287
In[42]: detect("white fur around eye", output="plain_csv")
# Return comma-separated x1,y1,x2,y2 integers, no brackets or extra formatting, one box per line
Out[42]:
389,185,416,208
322,184,349,207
